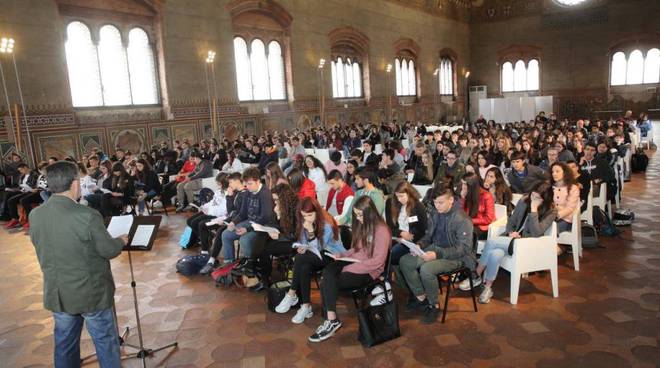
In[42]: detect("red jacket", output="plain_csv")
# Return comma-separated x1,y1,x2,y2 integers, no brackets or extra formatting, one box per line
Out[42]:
297,179,317,200
326,183,354,215
176,160,196,183
463,188,495,231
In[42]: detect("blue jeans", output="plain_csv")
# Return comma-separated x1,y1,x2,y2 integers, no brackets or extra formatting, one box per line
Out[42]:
137,189,158,213
478,236,511,283
220,221,260,261
53,307,120,368
390,242,410,266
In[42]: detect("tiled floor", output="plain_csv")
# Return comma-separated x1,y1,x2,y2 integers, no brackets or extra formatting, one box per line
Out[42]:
1,150,660,368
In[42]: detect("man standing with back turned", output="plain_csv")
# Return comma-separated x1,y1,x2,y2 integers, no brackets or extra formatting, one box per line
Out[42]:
29,161,126,367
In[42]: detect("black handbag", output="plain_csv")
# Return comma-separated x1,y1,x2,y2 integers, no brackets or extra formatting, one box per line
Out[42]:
266,280,290,312
356,299,401,347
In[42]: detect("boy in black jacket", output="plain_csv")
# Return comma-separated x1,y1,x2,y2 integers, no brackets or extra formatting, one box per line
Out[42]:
219,168,273,266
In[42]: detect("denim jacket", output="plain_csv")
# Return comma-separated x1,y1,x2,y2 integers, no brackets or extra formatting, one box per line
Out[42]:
299,222,346,255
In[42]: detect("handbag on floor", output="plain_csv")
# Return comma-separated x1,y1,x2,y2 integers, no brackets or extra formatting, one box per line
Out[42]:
266,280,291,312
356,288,401,347
212,261,239,288
175,253,210,276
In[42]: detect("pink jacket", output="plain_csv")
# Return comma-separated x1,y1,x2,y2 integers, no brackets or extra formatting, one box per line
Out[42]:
553,184,580,222
340,223,391,279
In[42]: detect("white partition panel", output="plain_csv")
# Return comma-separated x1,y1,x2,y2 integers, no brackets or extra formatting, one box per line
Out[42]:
535,96,553,115
506,97,522,123
520,97,536,122
493,98,507,125
479,99,493,121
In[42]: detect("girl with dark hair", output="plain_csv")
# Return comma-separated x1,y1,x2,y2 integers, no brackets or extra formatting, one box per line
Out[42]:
324,150,346,177
477,150,497,181
134,159,161,215
345,160,359,192
482,167,512,211
265,161,288,190
304,155,328,193
467,180,557,304
550,161,579,234
288,168,316,199
221,149,245,173
254,183,300,287
100,162,134,217
85,160,113,211
308,196,391,343
386,181,428,265
275,197,345,324
411,151,434,185
460,172,495,241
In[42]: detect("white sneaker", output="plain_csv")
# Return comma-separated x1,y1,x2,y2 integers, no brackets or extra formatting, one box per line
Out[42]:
458,275,482,291
291,304,313,324
275,293,298,314
370,291,394,306
371,281,392,296
479,285,493,304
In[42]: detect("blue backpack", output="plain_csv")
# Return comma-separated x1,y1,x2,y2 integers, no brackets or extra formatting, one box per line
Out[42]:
176,253,210,276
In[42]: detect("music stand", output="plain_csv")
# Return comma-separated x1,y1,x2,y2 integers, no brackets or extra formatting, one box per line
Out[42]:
121,216,177,367
84,216,178,367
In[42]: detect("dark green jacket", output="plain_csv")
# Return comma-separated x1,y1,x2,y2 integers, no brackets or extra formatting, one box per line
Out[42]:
29,195,124,314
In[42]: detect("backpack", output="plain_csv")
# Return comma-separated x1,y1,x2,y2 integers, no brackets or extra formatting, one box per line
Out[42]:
212,261,239,288
613,208,634,226
581,223,602,249
631,148,649,173
198,188,215,205
175,253,210,276
593,207,620,237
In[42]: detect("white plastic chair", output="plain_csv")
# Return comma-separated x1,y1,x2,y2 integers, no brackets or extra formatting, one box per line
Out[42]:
477,204,508,254
557,208,582,271
511,193,523,206
580,185,593,226
374,144,383,154
499,222,559,305
315,149,330,165
402,140,410,149
305,148,316,156
413,185,432,199
201,177,219,192
593,182,611,219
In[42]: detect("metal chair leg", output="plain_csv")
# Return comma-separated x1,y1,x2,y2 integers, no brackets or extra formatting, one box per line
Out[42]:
467,270,478,312
441,276,451,324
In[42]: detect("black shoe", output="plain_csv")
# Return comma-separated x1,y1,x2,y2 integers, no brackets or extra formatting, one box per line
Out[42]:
249,282,265,292
199,261,216,275
308,319,342,343
405,297,429,312
421,305,440,324
234,258,249,270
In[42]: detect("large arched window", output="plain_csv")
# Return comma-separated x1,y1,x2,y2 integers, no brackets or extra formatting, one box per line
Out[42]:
395,57,416,96
611,48,660,86
331,57,362,98
65,21,103,107
501,59,539,92
439,57,454,95
63,22,159,107
229,0,293,102
127,28,159,105
233,37,286,101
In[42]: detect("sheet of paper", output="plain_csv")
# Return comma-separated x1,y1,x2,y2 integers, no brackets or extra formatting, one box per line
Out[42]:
396,238,425,257
324,251,361,263
293,242,322,260
100,188,112,194
251,222,280,234
20,184,32,191
131,225,155,247
107,215,133,238
206,217,228,227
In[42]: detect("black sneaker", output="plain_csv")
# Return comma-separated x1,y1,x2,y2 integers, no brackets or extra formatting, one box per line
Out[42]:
199,261,216,275
249,282,265,292
308,319,342,342
421,305,440,324
405,297,429,312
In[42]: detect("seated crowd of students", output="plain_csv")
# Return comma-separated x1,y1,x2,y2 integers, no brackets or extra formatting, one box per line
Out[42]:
0,111,644,342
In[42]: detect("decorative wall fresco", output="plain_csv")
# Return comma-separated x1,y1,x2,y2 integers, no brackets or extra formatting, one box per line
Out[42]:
79,132,105,156
36,134,78,162
109,127,146,154
151,126,171,145
172,124,197,143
